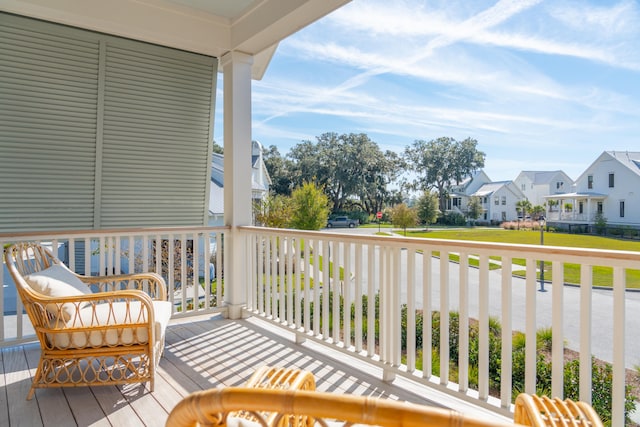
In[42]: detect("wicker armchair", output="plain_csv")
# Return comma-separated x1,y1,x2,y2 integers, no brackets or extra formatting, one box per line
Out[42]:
4,241,172,400
514,394,603,427
166,387,519,427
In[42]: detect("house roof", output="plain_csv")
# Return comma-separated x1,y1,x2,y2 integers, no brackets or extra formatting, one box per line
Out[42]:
448,170,488,189
472,181,511,197
607,151,640,177
1,0,352,80
574,150,640,183
518,170,567,185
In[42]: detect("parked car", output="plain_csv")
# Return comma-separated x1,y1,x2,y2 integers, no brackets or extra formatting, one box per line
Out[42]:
326,216,359,228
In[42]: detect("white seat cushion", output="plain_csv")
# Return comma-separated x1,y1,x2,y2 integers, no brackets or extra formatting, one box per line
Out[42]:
24,264,90,321
49,300,172,349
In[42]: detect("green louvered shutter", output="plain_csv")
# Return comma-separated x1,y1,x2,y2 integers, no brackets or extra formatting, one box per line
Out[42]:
100,41,216,228
0,15,100,231
0,13,217,232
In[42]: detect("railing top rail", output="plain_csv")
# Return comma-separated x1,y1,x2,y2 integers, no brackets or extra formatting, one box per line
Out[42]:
238,226,640,264
0,225,231,242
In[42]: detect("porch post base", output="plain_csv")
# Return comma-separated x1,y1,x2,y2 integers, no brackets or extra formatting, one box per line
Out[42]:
382,367,396,382
295,332,307,344
225,303,247,319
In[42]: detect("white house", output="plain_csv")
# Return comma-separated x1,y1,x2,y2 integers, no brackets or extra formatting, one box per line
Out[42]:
513,170,574,207
209,141,271,226
445,170,492,215
545,151,640,227
472,181,526,223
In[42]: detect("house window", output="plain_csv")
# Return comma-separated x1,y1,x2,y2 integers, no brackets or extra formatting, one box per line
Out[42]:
501,196,506,205
609,173,615,188
483,197,487,204
620,201,625,217
597,202,603,214
556,181,563,189
521,183,525,191
588,175,593,189
495,198,499,205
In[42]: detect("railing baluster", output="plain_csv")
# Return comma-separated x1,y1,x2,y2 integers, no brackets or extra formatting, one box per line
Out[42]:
203,233,211,310
500,255,513,409
478,254,489,400
458,251,469,393
322,239,330,339
84,237,91,276
354,243,363,352
612,266,626,427
278,235,285,322
286,236,294,325
266,235,273,318
313,238,321,335
168,234,175,305
525,258,537,394
380,245,389,364
271,235,278,319
343,241,352,349
294,237,301,329
422,246,432,379
129,235,135,276
407,248,416,372
579,264,592,404
551,260,564,398
439,251,449,385
367,243,375,357
392,246,401,368
304,238,311,333
332,241,340,342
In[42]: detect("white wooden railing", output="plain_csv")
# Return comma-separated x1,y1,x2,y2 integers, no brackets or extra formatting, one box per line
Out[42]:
239,226,640,425
1,226,228,345
2,225,639,424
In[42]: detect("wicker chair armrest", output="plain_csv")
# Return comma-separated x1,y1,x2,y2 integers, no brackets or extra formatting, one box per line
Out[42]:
166,388,518,427
79,272,167,300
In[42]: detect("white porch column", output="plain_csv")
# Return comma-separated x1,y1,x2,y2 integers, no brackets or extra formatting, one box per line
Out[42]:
221,51,253,319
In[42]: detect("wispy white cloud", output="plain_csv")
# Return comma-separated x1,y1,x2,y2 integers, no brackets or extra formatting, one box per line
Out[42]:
248,0,640,181
549,0,640,37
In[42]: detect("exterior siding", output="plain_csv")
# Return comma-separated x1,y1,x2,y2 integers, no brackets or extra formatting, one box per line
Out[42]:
0,13,217,232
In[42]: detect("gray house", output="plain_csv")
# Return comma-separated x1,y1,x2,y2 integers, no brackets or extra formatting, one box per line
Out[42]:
209,141,271,226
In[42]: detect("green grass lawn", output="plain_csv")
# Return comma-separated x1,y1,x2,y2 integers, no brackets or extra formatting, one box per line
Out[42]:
396,228,640,288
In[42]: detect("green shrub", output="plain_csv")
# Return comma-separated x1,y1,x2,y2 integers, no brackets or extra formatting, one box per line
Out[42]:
563,358,635,426
437,212,466,226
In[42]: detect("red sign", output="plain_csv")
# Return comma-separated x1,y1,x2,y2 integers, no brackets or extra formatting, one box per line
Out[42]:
376,211,382,219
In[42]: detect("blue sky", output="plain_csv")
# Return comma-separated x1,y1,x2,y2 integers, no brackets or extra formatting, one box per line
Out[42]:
215,0,640,183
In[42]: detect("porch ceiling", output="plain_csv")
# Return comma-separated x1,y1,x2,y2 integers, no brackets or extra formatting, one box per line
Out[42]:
0,0,351,79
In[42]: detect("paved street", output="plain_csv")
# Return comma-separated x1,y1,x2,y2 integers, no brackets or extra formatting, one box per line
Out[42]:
322,227,640,368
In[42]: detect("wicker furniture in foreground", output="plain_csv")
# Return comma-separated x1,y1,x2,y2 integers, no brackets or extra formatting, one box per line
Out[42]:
514,394,603,426
166,387,521,427
244,365,316,391
4,242,172,400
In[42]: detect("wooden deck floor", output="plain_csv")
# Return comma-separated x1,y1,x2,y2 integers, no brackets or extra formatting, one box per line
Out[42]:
1,313,512,426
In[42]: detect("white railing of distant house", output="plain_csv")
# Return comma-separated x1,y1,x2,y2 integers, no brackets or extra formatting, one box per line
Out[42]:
0,226,228,345
239,226,640,426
